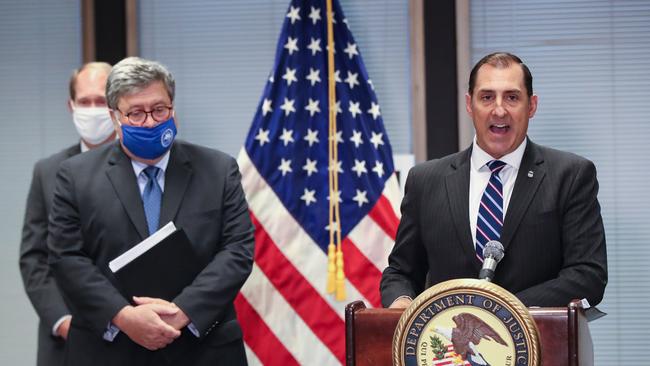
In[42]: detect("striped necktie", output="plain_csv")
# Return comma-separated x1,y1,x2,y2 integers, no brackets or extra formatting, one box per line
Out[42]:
475,160,506,261
142,166,162,236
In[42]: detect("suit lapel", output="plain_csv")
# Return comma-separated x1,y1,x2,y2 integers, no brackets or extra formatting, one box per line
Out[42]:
106,144,149,240
500,140,546,250
66,144,82,158
159,143,193,226
445,148,479,269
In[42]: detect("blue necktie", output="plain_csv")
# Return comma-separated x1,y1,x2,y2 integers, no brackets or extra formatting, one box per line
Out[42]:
142,166,162,236
475,160,506,261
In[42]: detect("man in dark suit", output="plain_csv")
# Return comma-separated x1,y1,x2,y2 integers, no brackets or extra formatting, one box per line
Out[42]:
19,62,115,366
381,52,607,309
47,57,254,366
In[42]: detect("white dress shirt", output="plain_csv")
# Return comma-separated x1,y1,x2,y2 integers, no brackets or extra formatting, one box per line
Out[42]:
468,136,527,248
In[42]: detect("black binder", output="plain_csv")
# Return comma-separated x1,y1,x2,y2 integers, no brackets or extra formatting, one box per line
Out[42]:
111,226,202,301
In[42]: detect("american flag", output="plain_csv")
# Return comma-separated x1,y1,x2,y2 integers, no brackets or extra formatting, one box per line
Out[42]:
433,345,472,366
234,0,401,364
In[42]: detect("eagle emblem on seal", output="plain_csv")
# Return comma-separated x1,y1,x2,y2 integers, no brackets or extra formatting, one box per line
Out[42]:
434,312,508,366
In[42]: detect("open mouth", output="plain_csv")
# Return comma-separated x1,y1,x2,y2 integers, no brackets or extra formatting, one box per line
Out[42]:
489,124,509,134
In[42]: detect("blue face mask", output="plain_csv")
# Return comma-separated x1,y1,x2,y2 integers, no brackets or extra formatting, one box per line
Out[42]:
120,117,177,160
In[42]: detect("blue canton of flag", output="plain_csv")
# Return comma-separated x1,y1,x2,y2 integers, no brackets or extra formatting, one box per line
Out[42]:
244,0,394,251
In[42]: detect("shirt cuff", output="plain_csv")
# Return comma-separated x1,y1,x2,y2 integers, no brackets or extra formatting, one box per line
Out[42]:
103,322,120,342
390,295,414,307
52,315,72,337
187,322,200,338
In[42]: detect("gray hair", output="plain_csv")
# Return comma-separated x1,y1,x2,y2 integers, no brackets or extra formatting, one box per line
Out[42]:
106,57,175,109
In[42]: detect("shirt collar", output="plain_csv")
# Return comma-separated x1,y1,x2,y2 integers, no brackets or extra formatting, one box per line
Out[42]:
80,140,90,153
131,150,171,178
471,136,527,172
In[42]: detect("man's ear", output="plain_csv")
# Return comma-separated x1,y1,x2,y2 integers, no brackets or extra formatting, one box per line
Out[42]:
465,93,473,117
528,94,538,118
67,99,74,113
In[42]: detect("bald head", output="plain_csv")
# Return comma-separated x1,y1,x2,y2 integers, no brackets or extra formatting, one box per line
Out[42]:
69,62,112,107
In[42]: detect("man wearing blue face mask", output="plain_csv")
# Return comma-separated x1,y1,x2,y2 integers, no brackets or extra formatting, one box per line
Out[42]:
47,57,254,366
19,61,114,366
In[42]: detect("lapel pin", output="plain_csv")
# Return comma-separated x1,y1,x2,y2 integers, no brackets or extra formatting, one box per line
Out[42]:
527,170,534,178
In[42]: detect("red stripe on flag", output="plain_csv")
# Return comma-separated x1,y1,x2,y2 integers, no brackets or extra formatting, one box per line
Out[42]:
249,212,346,364
341,237,383,308
235,294,299,366
368,195,399,240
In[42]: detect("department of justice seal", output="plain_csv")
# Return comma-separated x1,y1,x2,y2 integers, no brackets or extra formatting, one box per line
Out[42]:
393,279,540,366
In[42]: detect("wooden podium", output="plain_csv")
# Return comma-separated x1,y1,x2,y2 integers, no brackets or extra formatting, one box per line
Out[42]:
345,299,593,366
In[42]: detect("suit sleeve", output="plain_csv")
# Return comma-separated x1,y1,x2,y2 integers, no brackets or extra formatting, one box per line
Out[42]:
173,158,254,337
516,159,608,306
48,161,130,337
19,161,70,332
380,167,428,307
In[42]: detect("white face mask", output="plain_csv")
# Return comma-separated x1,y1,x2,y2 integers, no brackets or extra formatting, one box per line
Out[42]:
71,106,115,145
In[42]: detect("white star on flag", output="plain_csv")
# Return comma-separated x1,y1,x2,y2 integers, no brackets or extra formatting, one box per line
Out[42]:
304,128,319,146
348,101,361,118
327,189,343,203
300,188,317,206
329,130,343,145
279,128,295,146
261,99,273,116
308,6,321,24
278,158,293,176
351,159,368,177
328,160,343,173
282,67,298,86
343,42,359,59
352,189,369,207
305,98,321,116
284,36,299,55
333,70,342,83
350,129,364,147
307,37,322,55
344,71,359,89
370,131,384,149
280,97,296,116
367,102,381,120
372,161,385,177
254,128,270,146
306,68,321,86
302,158,318,176
333,100,342,115
325,42,336,54
286,6,301,24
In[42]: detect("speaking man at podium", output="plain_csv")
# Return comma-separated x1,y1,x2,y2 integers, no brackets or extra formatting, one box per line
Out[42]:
48,57,254,365
380,52,607,309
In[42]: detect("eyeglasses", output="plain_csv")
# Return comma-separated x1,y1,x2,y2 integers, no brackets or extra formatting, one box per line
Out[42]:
118,105,173,125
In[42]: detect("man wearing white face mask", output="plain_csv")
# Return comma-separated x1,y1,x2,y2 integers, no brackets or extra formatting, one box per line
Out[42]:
19,61,114,366
68,62,116,150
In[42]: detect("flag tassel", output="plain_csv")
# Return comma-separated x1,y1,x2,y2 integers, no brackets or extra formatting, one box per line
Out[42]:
335,248,346,300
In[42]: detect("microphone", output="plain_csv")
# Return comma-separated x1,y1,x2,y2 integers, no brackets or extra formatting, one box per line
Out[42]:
478,240,505,282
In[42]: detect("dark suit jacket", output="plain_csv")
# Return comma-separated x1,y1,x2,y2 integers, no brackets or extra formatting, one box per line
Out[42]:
381,139,607,308
47,140,254,366
20,144,81,366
